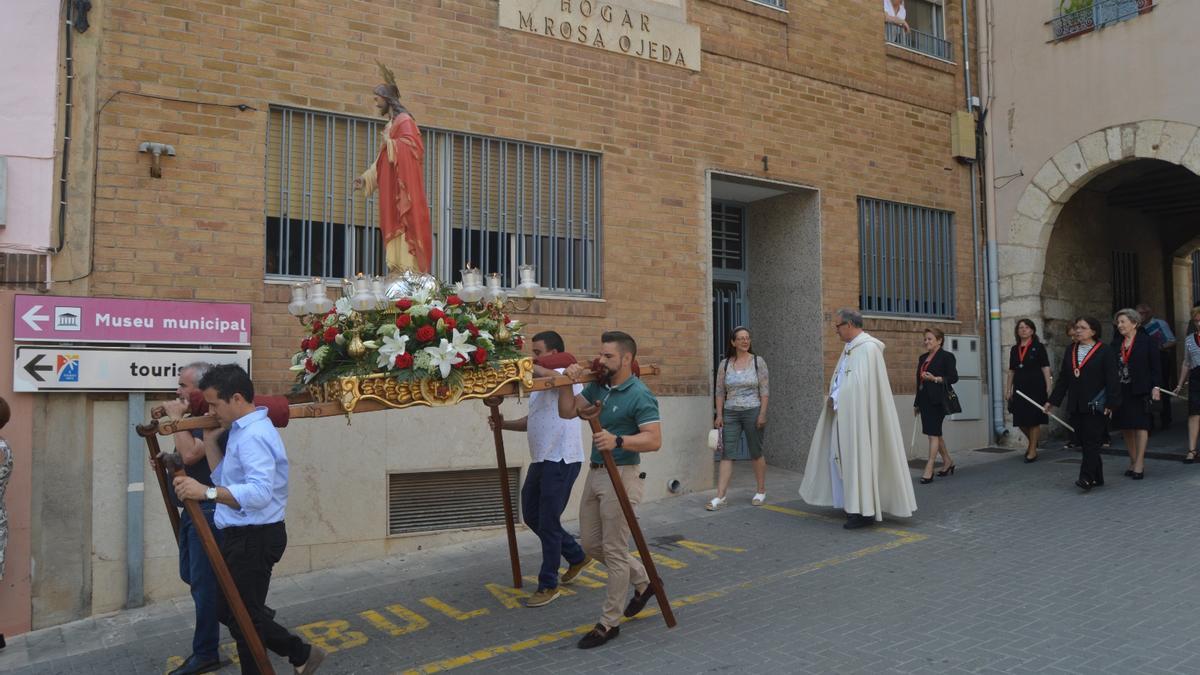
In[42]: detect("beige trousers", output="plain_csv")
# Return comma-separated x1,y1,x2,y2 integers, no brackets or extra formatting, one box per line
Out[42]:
579,464,648,628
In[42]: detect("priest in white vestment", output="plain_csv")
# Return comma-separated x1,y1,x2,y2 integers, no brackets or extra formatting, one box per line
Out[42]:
800,308,917,529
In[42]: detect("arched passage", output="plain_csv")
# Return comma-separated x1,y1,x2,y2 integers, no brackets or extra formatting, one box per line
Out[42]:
998,120,1200,432
999,120,1200,340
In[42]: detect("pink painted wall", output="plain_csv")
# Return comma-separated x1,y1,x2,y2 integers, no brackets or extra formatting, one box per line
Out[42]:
0,0,59,250
0,292,34,635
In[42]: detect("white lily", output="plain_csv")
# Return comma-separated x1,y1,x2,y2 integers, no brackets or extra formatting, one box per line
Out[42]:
335,297,353,317
450,328,477,360
423,338,462,379
476,329,494,342
376,333,410,370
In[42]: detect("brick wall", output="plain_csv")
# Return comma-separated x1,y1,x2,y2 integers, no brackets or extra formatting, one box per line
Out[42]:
84,0,980,396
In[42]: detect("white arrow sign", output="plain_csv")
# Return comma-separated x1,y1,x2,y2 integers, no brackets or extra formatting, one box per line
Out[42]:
21,304,49,332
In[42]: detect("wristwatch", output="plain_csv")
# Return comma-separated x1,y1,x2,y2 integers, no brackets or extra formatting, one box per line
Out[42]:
614,436,624,449
205,487,218,501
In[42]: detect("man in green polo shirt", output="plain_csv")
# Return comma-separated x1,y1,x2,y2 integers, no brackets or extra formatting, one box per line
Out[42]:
558,331,662,649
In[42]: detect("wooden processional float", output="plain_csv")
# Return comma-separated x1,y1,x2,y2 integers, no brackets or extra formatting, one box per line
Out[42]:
138,359,676,674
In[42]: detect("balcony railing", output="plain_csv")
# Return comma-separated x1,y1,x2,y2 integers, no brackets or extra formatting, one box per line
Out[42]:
885,22,953,62
1050,0,1154,41
748,0,786,9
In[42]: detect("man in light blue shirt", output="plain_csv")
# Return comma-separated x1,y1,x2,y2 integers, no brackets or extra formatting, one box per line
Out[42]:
173,364,325,675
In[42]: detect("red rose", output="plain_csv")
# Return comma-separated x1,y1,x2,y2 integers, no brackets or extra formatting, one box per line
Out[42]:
312,320,324,334
416,325,436,342
429,308,445,321
300,337,309,351
396,314,412,328
323,326,339,343
396,298,413,311
452,356,465,369
467,322,480,337
515,337,525,349
443,317,457,330
446,295,462,306
304,358,318,373
473,348,488,365
394,352,414,369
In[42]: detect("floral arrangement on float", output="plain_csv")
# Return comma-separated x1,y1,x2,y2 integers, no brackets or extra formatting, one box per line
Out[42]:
285,266,541,411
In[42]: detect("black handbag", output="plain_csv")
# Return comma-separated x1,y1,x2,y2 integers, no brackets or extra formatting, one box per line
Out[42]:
942,383,962,415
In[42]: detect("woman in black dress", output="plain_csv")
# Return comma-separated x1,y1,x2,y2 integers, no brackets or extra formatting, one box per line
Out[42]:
1112,308,1161,479
1174,307,1200,463
1046,316,1121,491
914,327,958,484
1004,319,1052,463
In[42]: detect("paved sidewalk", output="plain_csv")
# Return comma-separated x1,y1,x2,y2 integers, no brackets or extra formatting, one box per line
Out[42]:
5,446,1200,674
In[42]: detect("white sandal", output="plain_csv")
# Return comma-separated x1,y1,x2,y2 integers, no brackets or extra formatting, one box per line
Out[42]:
706,496,727,511
752,493,766,506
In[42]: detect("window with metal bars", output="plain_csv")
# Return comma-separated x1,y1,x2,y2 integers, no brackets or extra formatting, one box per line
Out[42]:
265,106,603,296
1111,250,1139,311
858,196,956,319
711,202,746,271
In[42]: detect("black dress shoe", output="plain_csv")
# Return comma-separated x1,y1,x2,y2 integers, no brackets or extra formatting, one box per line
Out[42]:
1074,479,1092,492
168,654,223,675
577,623,619,649
1124,469,1134,477
1024,454,1038,463
843,514,875,529
623,584,657,617
1131,471,1144,480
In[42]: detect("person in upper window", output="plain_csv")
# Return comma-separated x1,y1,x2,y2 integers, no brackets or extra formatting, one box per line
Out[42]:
884,0,910,31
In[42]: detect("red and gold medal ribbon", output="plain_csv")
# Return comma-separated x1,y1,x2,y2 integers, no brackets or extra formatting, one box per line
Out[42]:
1073,342,1100,378
1120,334,1135,365
1017,339,1032,366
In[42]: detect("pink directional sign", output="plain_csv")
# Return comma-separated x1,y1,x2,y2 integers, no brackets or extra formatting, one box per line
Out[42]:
14,295,252,346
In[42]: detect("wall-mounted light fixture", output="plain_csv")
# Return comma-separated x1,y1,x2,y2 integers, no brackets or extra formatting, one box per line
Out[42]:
138,142,176,178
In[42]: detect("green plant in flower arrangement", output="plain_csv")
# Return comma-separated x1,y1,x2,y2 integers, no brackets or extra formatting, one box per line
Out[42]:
287,274,527,393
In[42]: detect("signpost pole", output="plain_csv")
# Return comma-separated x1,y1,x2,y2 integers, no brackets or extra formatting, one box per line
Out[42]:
126,392,146,609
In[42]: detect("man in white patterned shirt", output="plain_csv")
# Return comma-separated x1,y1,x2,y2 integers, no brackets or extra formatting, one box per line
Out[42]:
491,331,591,608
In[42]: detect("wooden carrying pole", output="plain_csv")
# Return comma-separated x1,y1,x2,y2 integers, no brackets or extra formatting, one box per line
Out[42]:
483,397,523,588
144,432,181,543
584,416,677,628
137,423,275,675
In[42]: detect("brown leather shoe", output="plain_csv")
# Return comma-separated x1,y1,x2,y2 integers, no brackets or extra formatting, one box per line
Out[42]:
623,584,657,617
577,623,619,649
560,556,594,585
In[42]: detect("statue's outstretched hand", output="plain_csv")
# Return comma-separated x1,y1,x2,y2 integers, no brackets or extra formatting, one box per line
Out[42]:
353,176,365,191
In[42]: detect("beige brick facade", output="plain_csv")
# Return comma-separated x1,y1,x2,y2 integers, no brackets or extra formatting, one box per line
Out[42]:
79,0,981,396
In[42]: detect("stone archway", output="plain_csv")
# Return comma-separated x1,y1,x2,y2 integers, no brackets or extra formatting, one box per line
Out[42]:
998,120,1200,338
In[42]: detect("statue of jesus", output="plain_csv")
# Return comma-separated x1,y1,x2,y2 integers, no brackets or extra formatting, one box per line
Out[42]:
354,63,433,274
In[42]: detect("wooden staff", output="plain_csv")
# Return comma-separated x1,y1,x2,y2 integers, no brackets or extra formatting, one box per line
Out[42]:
1158,387,1189,401
136,423,275,675
483,396,523,588
143,431,181,543
1015,390,1075,432
584,415,677,629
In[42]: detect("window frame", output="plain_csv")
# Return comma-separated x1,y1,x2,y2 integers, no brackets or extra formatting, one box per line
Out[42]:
857,195,957,320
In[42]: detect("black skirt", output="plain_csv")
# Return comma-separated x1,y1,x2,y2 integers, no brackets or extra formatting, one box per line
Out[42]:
1008,371,1049,428
919,404,946,437
1112,384,1151,431
1189,368,1200,416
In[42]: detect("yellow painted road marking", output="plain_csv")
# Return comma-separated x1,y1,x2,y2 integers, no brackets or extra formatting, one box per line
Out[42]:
361,604,430,636
420,597,491,620
674,539,747,559
398,508,928,674
632,550,691,569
